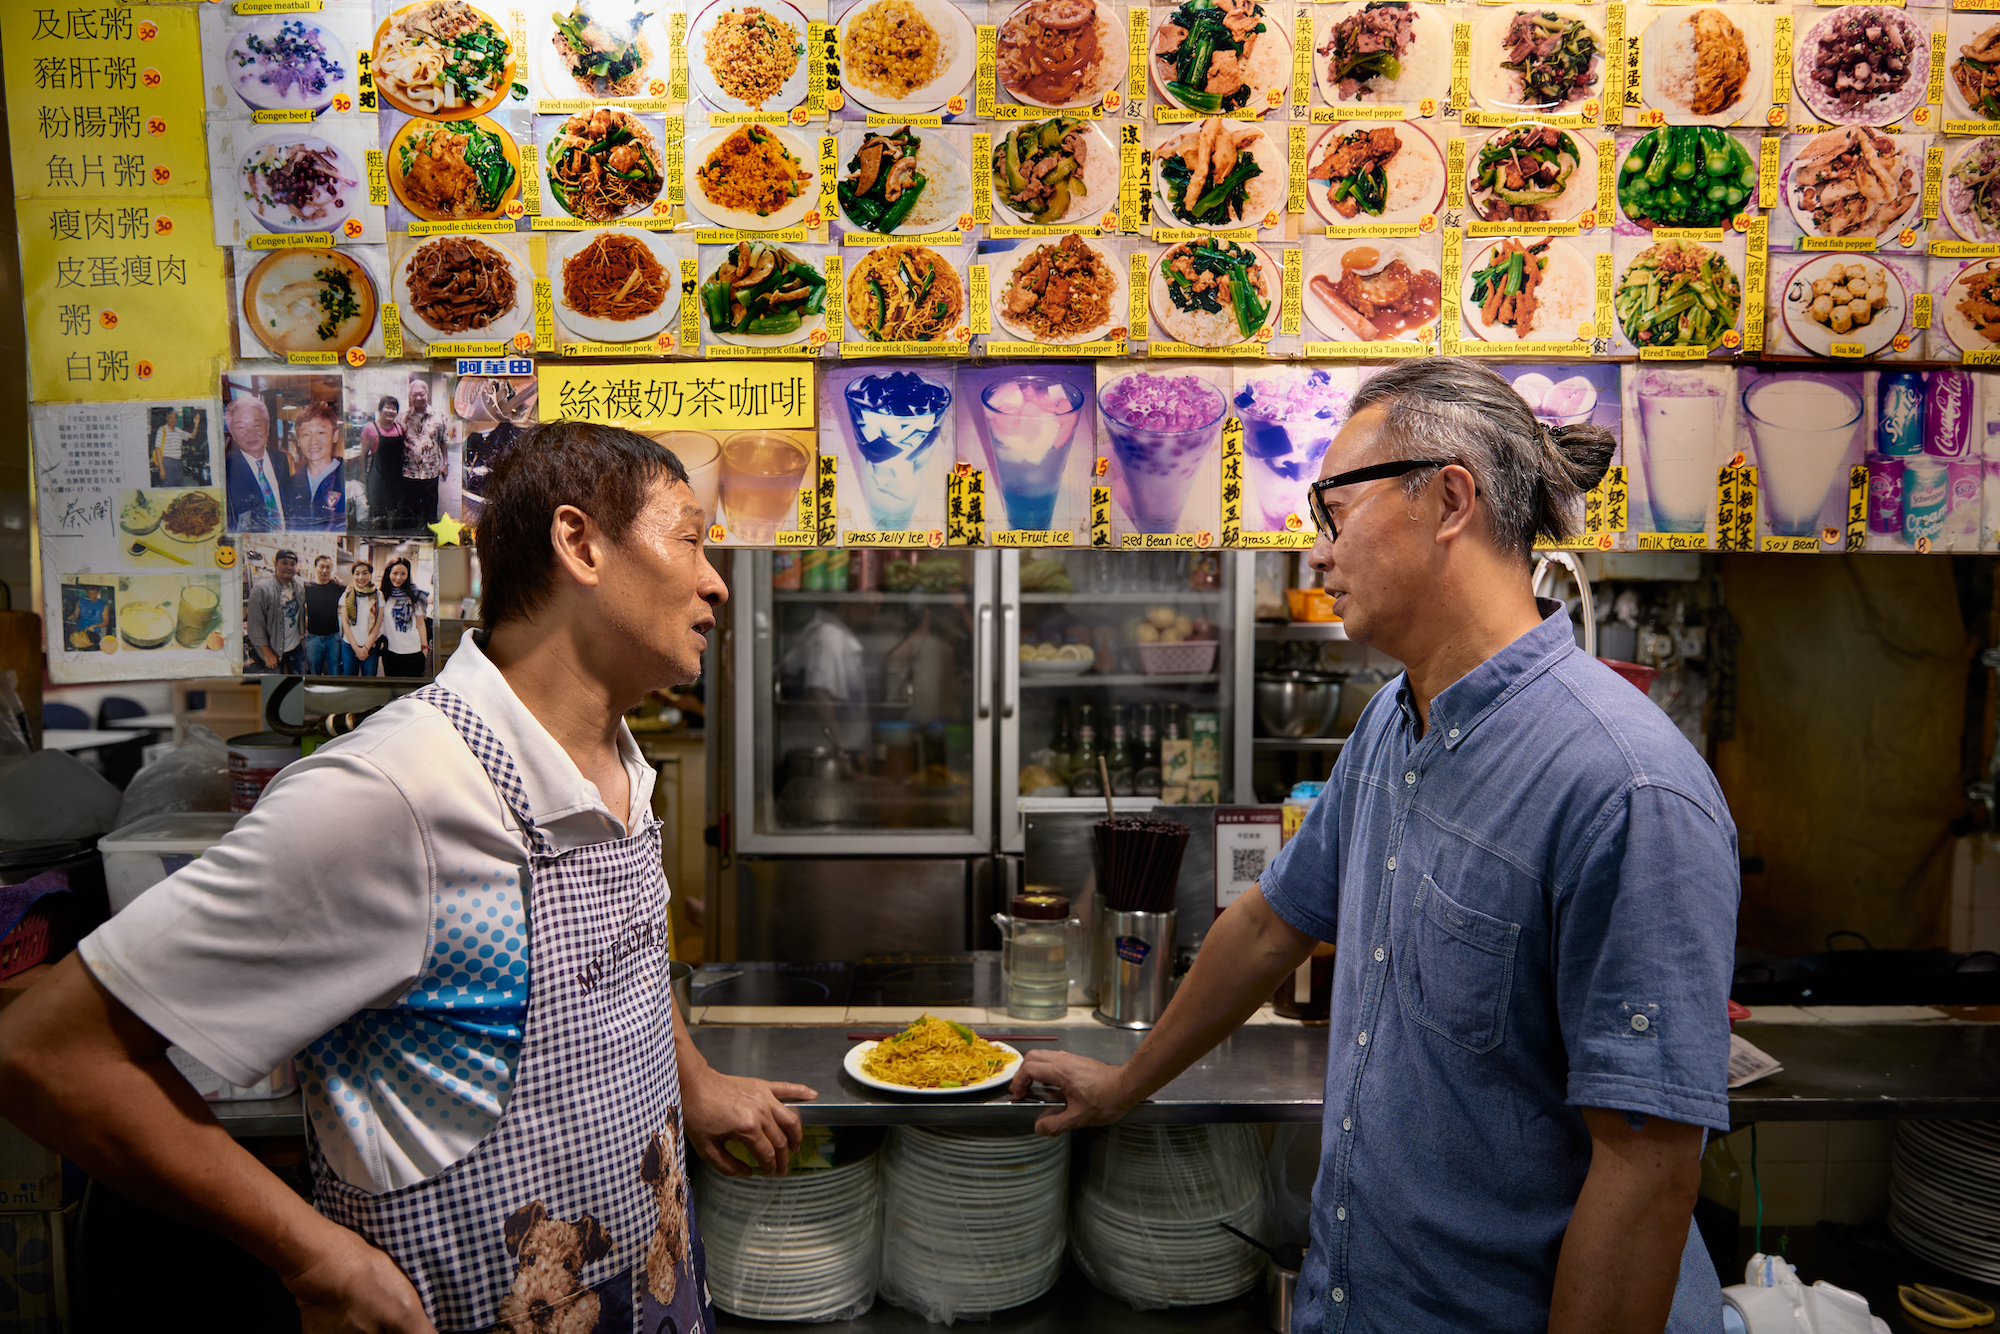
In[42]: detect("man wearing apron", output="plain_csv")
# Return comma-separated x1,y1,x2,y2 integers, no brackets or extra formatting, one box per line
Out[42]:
0,424,813,1333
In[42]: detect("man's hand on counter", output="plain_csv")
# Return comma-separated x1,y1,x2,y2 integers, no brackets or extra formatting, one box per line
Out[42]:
681,1068,819,1177
1009,1051,1137,1135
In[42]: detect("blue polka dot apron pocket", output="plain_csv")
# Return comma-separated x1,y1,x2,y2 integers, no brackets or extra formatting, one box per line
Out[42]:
308,686,714,1334
1396,874,1522,1055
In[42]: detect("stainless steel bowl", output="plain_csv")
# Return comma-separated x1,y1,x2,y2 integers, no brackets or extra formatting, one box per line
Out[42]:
669,960,694,1024
1255,671,1342,738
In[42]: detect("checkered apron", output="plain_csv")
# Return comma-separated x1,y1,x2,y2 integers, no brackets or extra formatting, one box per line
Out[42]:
310,686,714,1334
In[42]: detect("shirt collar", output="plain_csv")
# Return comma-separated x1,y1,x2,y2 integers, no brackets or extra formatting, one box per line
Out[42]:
433,631,654,839
1399,598,1578,750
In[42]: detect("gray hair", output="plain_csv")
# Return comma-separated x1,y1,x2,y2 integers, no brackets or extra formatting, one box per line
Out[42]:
1348,358,1615,561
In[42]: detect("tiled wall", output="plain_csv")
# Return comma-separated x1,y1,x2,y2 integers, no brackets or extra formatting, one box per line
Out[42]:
1715,1121,1895,1228
1950,834,2000,954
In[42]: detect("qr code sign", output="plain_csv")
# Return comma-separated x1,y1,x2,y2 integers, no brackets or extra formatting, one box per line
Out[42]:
1231,846,1267,883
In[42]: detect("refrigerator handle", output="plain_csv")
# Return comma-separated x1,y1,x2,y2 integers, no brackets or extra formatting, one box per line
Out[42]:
1000,602,1017,719
976,601,994,719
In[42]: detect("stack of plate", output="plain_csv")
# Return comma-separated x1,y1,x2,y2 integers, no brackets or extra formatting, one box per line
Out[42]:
877,1126,1071,1321
1071,1123,1272,1308
1889,1120,2000,1284
694,1149,883,1320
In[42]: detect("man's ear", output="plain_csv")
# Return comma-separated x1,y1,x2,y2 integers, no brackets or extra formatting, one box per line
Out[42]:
1433,464,1480,545
547,504,603,591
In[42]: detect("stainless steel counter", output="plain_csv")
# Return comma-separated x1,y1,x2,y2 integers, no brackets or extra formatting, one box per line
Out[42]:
691,1023,1328,1127
209,1014,2000,1138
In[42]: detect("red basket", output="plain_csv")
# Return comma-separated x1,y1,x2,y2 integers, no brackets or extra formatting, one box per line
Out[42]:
0,908,54,982
1597,657,1662,694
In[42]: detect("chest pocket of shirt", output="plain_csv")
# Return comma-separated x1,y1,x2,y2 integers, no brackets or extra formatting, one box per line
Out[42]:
1397,875,1521,1055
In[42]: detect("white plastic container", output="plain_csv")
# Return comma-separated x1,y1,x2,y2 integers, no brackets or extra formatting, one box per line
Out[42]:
97,811,242,914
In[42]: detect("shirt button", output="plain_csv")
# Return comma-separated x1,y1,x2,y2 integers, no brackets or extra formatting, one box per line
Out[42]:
1404,771,1416,785
1342,1116,1352,1131
1337,1206,1347,1221
1374,947,1385,963
1448,727,1460,739
1385,856,1397,871
1357,1031,1368,1046
1333,1288,1345,1303
1630,1013,1651,1032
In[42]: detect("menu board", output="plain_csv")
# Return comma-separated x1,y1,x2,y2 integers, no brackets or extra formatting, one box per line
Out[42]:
26,0,2000,677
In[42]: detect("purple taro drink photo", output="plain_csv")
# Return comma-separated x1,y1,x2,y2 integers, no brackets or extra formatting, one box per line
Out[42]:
979,375,1088,532
1101,373,1226,534
1233,370,1351,532
843,370,953,531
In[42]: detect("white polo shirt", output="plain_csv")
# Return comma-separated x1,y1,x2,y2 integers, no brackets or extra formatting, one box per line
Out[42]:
80,633,658,1192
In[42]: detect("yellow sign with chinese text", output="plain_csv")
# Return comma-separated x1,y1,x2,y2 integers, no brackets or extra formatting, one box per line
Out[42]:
4,3,209,199
537,362,819,430
18,196,227,402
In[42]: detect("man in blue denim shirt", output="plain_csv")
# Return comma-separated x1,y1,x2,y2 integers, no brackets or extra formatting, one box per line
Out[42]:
1014,359,1739,1333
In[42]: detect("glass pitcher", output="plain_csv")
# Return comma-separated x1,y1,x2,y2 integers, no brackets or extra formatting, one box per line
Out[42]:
990,893,1072,1020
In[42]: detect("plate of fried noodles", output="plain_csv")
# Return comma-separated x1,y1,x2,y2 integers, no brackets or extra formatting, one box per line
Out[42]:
846,1014,1023,1093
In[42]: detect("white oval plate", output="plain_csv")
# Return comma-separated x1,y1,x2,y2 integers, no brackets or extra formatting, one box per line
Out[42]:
844,1039,1022,1094
1459,235,1594,343
995,0,1128,110
688,0,812,113
1467,5,1604,116
534,0,671,101
836,0,977,116
547,228,679,343
700,243,827,347
1778,252,1904,359
1148,240,1280,348
838,128,971,236
241,134,361,234
987,118,1118,227
686,123,818,231
538,109,668,223
1151,120,1286,232
392,235,533,347
1940,258,2000,357
1636,6,1768,128
1792,5,1928,128
991,234,1127,344
1313,0,1449,109
1781,128,1921,244
1303,240,1437,344
1304,120,1444,230
1150,2,1290,116
1462,123,1597,226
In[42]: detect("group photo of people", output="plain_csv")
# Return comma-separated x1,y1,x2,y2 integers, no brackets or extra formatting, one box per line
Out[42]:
234,534,435,679
219,373,347,534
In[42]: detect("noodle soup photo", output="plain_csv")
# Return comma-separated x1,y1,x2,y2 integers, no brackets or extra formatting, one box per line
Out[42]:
371,0,522,120
548,228,683,348
381,105,526,231
536,107,668,224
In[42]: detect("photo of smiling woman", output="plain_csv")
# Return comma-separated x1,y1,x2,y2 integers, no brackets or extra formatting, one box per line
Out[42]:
377,555,432,677
287,401,345,532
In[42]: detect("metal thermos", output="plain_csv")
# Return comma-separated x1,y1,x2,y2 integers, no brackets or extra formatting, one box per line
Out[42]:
1094,908,1176,1029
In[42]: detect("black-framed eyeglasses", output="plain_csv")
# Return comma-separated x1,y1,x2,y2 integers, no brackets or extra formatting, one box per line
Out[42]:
1307,459,1457,540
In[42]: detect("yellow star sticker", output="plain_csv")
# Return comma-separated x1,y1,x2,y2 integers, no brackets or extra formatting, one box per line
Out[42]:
429,514,467,547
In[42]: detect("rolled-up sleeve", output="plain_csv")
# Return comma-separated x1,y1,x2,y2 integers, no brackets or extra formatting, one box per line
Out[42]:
1556,782,1738,1132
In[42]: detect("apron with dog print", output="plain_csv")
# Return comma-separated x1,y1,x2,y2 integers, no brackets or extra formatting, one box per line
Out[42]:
309,685,714,1334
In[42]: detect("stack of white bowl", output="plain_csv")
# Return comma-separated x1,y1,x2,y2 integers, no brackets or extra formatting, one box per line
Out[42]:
694,1148,883,1320
877,1126,1071,1322
1890,1119,2000,1284
1071,1123,1272,1308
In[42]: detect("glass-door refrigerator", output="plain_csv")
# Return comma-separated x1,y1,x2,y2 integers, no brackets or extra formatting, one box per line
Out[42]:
725,548,998,960
998,548,1254,854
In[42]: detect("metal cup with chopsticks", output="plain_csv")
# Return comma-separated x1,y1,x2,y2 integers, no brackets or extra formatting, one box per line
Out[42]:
1091,757,1189,1029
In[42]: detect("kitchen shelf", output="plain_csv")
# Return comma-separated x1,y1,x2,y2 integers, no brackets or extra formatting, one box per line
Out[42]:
1255,621,1348,641
1019,673,1220,688
1020,591,1225,603
1253,736,1347,750
1018,795,1169,815
774,590,968,603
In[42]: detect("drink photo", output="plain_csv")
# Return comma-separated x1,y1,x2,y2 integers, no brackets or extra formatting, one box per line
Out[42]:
1233,366,1356,535
1097,365,1228,539
960,365,1095,539
825,365,955,536
1740,370,1865,543
1626,366,1732,536
719,430,815,545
